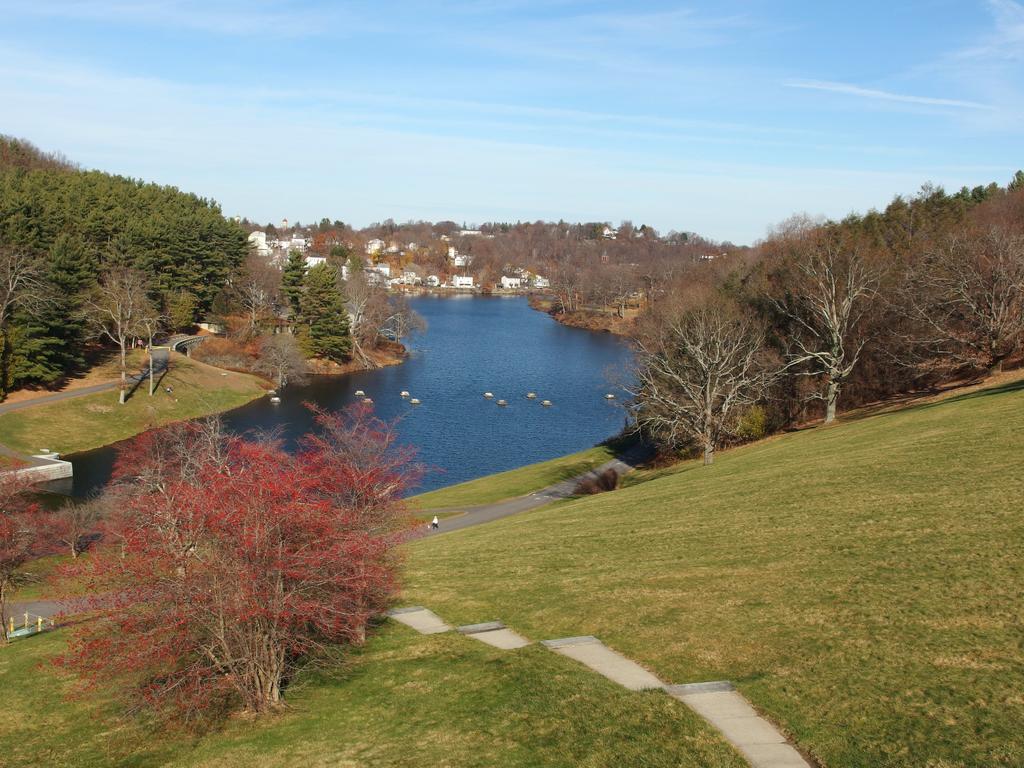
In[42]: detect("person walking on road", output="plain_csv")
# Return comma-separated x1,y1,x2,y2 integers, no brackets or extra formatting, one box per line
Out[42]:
431,516,439,530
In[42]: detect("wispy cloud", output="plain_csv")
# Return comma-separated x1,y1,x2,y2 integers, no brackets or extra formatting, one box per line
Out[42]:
784,79,994,110
957,0,1024,60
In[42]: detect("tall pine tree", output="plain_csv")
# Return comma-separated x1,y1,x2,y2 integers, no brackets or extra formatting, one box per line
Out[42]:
281,250,307,319
299,263,351,363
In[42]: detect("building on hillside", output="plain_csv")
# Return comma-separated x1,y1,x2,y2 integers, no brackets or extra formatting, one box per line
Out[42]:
369,262,391,278
305,254,327,269
452,253,470,268
459,229,482,237
451,275,474,289
602,225,618,240
529,272,550,289
248,231,271,257
364,269,388,286
499,275,522,290
426,275,441,287
365,238,385,255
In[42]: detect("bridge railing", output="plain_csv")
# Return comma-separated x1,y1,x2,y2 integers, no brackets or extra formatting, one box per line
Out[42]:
5,612,56,640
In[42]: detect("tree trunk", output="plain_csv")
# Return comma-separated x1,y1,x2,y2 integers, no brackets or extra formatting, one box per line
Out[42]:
119,340,128,405
824,379,840,424
703,442,714,466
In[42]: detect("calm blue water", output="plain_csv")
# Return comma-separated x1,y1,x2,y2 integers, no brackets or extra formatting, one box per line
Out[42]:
58,296,635,497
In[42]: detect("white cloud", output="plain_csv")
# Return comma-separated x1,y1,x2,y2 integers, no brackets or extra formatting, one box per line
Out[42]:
784,79,994,110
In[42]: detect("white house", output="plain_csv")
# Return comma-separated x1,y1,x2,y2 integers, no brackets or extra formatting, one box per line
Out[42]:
247,231,271,257
459,229,482,237
369,262,391,278
365,238,385,255
399,270,422,286
602,225,618,240
451,275,474,289
499,275,522,290
426,275,441,287
304,254,327,269
452,254,470,268
531,274,550,289
289,236,308,252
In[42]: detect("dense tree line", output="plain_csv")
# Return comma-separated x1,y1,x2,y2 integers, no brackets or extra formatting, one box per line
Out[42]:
0,136,248,394
632,176,1024,462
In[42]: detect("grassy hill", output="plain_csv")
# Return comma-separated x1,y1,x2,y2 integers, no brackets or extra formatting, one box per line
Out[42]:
2,377,1021,766
403,377,1024,767
411,445,615,510
0,353,267,456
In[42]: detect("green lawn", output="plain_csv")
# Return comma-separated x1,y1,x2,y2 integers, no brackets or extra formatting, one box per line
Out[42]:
0,624,743,767
411,445,616,510
5,380,1022,766
403,378,1024,767
0,355,267,456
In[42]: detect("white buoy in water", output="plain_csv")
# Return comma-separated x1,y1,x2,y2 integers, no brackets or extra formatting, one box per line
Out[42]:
355,390,365,397
363,397,373,404
270,396,281,404
605,393,616,400
410,398,421,405
541,400,553,407
268,389,277,396
526,392,537,399
400,390,410,398
497,399,508,406
484,392,494,399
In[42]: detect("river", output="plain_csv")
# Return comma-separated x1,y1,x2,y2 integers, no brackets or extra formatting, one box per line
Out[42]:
53,296,635,498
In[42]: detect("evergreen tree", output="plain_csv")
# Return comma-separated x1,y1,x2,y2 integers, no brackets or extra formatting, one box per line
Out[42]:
281,250,307,319
300,263,351,363
7,234,93,388
1010,170,1024,192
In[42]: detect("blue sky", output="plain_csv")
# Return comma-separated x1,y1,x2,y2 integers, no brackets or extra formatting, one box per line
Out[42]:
1,1,1021,244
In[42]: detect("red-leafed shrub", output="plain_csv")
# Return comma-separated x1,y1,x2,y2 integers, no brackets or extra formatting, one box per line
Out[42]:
0,473,45,642
60,406,419,721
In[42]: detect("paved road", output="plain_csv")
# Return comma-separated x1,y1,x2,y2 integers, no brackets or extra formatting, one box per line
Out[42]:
0,349,169,417
422,444,647,536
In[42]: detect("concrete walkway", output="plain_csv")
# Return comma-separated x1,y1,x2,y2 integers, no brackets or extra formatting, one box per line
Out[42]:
541,635,664,691
0,350,168,417
389,604,812,768
666,682,812,768
386,606,452,634
457,621,531,649
424,444,647,536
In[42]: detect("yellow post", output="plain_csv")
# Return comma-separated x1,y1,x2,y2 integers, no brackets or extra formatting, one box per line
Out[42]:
37,616,43,632
24,612,29,629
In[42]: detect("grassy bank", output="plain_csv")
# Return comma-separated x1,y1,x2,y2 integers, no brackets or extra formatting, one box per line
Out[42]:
0,624,743,767
411,445,615,510
0,354,266,456
403,378,1024,767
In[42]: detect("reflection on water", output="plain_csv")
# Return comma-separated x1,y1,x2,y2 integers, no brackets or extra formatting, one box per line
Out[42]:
54,296,635,498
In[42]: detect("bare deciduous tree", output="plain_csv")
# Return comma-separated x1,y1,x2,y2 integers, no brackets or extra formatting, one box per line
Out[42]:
55,497,106,558
231,252,281,338
255,333,308,389
631,298,776,465
771,235,880,424
83,268,156,404
902,227,1024,375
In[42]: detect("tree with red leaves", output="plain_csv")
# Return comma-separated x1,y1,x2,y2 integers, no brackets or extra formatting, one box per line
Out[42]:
0,473,43,643
61,406,419,719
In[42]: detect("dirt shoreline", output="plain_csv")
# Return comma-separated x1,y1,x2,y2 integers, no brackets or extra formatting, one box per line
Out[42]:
527,296,637,336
